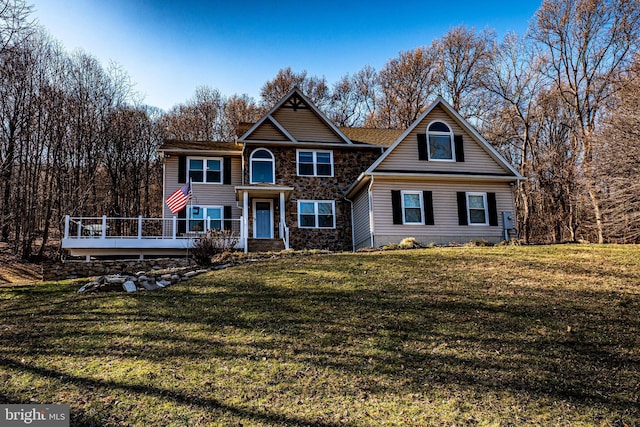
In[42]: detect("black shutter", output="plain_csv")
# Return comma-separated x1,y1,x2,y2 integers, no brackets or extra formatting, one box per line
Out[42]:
487,192,498,226
391,190,403,224
223,157,232,185
177,208,186,234
417,133,428,160
178,156,186,183
457,192,468,226
454,135,465,162
423,191,434,225
224,205,232,230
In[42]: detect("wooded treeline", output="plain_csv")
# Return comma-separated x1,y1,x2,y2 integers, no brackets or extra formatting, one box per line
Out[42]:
1,0,639,260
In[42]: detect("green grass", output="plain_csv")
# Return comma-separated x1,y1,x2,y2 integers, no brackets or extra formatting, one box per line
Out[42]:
1,245,639,426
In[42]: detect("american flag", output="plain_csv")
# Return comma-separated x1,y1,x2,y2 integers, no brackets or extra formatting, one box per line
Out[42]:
166,182,191,214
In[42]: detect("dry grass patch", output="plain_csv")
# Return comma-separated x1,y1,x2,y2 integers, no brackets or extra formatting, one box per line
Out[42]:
1,244,639,426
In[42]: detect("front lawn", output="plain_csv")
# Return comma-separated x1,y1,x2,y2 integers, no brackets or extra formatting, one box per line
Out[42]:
1,245,639,426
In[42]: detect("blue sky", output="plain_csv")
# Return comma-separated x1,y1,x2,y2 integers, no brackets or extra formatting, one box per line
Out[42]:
32,0,542,111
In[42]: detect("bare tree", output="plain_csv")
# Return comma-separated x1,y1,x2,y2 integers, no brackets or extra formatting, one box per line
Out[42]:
594,59,640,242
532,0,640,243
372,47,439,128
260,67,329,109
435,26,495,119
481,33,547,242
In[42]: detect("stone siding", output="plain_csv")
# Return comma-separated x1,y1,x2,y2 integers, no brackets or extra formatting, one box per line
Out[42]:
244,146,381,251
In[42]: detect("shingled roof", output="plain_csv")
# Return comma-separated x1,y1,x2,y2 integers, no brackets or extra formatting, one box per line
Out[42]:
339,127,404,147
159,140,242,152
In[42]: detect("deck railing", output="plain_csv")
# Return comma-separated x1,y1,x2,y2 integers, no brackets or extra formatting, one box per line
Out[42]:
64,215,242,240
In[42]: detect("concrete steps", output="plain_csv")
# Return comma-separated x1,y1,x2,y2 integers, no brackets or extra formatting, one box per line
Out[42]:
247,238,285,253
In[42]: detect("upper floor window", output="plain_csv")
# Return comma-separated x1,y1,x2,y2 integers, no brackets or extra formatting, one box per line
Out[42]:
427,121,455,161
250,149,275,184
188,157,222,184
297,150,334,177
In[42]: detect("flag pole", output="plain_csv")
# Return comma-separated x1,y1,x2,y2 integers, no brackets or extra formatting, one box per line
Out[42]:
186,178,192,264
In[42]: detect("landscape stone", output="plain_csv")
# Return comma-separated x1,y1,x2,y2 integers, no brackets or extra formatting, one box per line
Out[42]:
140,281,160,291
123,281,137,292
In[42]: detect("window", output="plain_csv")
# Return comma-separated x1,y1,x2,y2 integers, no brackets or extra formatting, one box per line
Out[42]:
402,191,424,224
188,157,222,184
297,150,333,177
188,206,223,232
250,149,275,184
298,201,335,229
427,121,454,161
467,193,488,225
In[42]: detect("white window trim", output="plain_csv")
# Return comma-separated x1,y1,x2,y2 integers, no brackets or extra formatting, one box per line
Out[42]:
426,120,456,162
401,190,424,225
188,205,225,233
297,200,336,229
466,192,489,226
187,156,223,184
296,149,334,177
249,148,275,184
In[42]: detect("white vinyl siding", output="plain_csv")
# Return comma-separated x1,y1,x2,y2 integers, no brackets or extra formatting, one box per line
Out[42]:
377,105,507,174
163,156,242,221
370,177,514,245
272,107,342,143
352,189,372,250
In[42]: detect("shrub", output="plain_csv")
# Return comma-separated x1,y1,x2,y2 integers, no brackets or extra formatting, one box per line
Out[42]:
191,229,239,266
398,237,423,249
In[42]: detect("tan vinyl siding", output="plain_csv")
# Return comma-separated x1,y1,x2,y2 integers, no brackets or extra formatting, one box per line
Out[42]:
163,156,242,220
272,107,343,143
247,119,289,141
370,177,515,246
377,105,506,174
352,187,372,250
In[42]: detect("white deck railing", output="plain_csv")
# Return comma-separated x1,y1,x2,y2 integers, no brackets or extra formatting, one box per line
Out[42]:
63,215,242,241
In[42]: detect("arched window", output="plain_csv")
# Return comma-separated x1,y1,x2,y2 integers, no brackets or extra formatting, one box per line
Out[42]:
427,121,454,161
250,148,275,184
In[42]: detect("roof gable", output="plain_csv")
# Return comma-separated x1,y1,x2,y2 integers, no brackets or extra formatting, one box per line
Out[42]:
366,97,522,178
240,88,352,145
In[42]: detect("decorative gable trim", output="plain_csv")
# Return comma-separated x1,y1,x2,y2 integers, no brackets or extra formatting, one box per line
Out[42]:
239,88,353,145
365,96,523,178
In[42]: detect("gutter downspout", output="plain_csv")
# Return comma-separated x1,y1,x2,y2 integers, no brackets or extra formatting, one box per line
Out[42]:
368,175,375,248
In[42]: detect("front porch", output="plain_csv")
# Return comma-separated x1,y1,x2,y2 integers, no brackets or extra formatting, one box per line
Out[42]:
235,185,294,253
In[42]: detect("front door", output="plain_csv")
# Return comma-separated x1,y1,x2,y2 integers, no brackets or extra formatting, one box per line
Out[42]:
253,199,273,239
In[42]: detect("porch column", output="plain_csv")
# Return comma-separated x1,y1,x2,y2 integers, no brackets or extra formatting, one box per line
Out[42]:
243,191,249,253
279,191,285,238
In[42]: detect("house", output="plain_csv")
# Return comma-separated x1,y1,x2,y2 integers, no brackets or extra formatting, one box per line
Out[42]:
346,96,522,249
61,88,522,258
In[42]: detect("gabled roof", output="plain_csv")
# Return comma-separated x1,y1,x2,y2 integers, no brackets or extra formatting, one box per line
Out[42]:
240,88,353,145
364,96,523,178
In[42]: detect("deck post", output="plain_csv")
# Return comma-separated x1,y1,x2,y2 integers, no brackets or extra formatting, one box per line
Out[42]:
137,215,143,239
101,215,107,239
172,216,177,239
64,215,70,239
77,220,82,238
